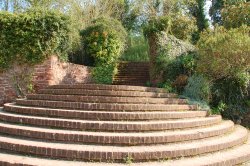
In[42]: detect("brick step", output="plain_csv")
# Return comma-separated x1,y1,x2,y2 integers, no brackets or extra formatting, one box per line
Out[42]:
38,89,176,98
26,94,188,104
16,99,198,111
0,136,250,166
117,69,149,72
118,65,149,68
118,65,149,67
114,73,149,75
113,78,149,80
4,104,207,121
0,121,234,145
48,84,165,93
113,76,149,79
112,83,147,86
112,80,148,83
0,126,247,162
0,110,222,131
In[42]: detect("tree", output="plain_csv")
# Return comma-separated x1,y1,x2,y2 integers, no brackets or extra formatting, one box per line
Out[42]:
195,0,209,31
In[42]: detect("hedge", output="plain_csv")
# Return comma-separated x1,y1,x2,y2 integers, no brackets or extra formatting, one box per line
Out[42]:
0,10,72,71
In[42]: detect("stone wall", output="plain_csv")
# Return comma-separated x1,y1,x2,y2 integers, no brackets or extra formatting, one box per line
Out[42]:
0,55,92,105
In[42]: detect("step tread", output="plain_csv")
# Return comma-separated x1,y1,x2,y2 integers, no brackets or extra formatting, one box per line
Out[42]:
16,99,197,111
0,126,247,156
49,84,165,92
0,120,233,138
0,135,249,166
4,104,207,120
26,94,188,104
0,109,221,131
38,89,176,97
0,109,220,125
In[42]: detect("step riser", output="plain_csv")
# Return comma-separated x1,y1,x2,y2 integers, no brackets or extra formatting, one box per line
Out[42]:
49,84,166,93
26,95,188,104
4,104,207,121
0,123,234,145
16,100,198,111
0,113,222,131
0,130,246,162
38,89,176,98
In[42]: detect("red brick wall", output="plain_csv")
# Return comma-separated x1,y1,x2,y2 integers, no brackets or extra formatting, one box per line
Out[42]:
0,55,92,105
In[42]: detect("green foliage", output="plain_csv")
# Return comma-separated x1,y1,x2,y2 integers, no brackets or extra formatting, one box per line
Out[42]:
171,14,198,41
222,1,250,29
0,10,72,71
209,0,224,25
120,35,149,62
183,74,211,103
92,64,117,84
143,16,172,37
161,52,198,82
187,98,210,110
197,25,250,121
211,101,227,115
123,155,133,164
80,17,127,84
195,0,209,31
81,17,127,66
197,25,250,81
156,81,175,93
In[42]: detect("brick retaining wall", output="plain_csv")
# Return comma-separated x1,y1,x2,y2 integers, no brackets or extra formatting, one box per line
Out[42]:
0,55,92,105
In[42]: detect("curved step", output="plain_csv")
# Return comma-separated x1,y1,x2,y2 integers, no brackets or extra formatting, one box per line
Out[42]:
0,121,234,145
0,110,222,131
48,84,166,93
38,89,176,98
0,136,250,166
16,99,197,111
26,94,188,104
0,126,247,162
4,104,207,120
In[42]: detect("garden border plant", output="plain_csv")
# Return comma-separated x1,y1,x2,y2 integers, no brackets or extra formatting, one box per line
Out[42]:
80,17,127,84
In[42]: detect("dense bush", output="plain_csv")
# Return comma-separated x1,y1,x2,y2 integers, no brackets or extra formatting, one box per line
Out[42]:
197,25,250,119
197,26,250,81
80,17,127,84
143,16,172,37
222,2,250,29
147,31,197,86
171,15,198,41
0,10,72,71
183,74,211,103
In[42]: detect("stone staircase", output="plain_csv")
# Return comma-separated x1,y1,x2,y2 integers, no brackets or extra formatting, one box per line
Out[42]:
0,84,249,166
113,62,150,86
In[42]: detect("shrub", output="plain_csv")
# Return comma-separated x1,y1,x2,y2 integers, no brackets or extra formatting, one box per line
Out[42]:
92,64,117,84
183,74,211,103
222,2,250,29
197,25,250,121
143,16,172,37
80,17,127,84
197,26,250,81
171,14,198,41
0,10,72,71
155,51,197,84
